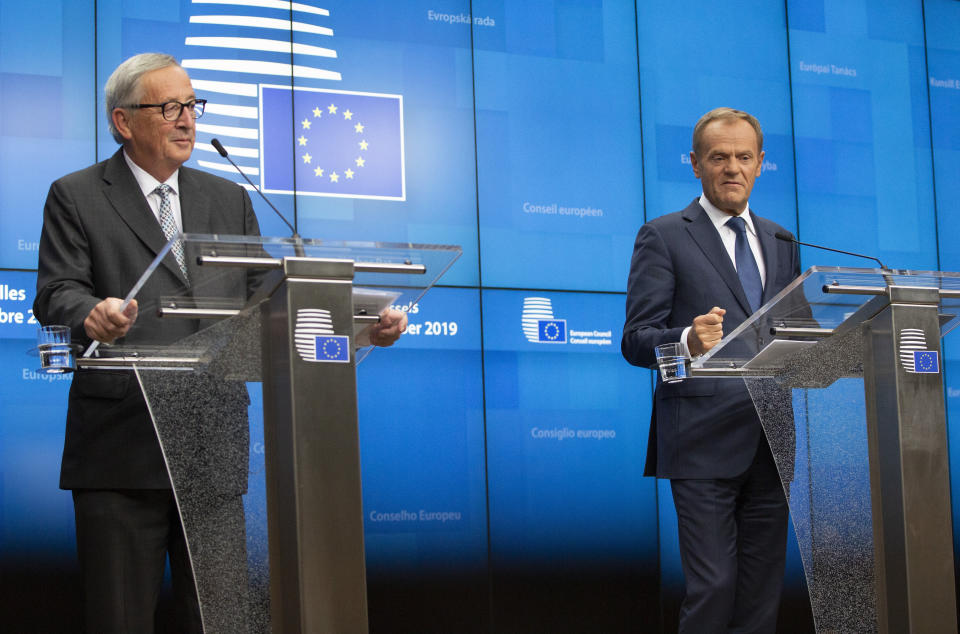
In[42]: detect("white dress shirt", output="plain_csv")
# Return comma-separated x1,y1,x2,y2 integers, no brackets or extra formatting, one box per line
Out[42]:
123,150,184,232
679,194,766,355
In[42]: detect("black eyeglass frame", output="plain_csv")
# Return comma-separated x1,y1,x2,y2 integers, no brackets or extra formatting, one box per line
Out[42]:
126,99,207,121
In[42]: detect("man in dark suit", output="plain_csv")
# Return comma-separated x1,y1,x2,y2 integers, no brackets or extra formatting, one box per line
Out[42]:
622,108,802,633
34,53,406,632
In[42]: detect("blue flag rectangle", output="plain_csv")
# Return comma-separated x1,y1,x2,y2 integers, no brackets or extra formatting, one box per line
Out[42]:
913,350,939,373
260,85,404,200
537,319,567,343
314,335,351,363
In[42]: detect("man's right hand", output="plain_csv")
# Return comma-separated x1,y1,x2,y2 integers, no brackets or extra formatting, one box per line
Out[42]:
687,306,726,356
84,298,138,343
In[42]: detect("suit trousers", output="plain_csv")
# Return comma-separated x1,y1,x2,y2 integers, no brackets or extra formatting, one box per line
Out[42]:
72,489,202,634
670,438,788,634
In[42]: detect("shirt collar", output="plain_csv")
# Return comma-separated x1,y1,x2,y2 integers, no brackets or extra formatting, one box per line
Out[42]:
123,149,179,198
699,193,756,236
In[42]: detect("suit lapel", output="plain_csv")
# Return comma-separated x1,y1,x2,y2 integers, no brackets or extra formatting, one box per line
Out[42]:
178,167,211,234
178,167,214,287
101,150,186,283
683,201,753,315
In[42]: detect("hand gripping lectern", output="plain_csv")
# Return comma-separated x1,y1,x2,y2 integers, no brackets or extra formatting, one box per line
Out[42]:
74,234,461,633
689,266,960,633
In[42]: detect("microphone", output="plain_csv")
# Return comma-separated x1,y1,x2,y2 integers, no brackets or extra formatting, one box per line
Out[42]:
210,138,299,239
774,230,888,270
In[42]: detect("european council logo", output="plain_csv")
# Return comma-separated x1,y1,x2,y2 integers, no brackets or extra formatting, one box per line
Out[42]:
294,309,350,363
899,328,939,374
538,319,567,343
521,297,567,344
260,85,405,200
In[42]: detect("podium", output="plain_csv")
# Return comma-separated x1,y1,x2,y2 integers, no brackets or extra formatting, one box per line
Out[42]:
75,234,461,633
689,266,960,633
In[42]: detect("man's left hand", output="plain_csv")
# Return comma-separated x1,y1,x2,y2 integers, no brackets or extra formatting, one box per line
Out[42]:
366,308,408,347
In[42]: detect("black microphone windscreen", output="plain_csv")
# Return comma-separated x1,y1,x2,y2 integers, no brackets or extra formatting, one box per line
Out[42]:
774,230,794,241
210,138,228,157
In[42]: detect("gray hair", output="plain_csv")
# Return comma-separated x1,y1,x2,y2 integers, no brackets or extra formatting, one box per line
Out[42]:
105,53,180,144
692,107,764,157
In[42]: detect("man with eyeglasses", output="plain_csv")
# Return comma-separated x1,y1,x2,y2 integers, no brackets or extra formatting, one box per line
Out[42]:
34,52,407,633
30,51,241,633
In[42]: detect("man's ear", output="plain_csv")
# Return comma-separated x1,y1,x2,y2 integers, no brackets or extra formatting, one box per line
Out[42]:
689,151,701,179
112,108,133,141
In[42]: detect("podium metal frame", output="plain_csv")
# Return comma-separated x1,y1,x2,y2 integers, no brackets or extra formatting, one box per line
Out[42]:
75,234,461,633
690,266,960,633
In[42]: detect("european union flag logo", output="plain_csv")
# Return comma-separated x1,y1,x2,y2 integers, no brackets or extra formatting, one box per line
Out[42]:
537,319,567,343
315,335,351,363
260,84,405,200
913,350,939,373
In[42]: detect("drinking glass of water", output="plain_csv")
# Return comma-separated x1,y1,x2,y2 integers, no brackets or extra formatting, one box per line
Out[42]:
654,342,688,383
37,325,74,373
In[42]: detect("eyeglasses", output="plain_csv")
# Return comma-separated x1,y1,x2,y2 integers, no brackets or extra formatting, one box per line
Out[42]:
127,99,207,121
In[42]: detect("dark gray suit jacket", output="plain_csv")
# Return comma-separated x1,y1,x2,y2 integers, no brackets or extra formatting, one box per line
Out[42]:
34,148,261,489
621,199,802,480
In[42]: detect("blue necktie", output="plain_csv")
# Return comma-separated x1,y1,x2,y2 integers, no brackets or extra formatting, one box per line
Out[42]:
726,216,762,313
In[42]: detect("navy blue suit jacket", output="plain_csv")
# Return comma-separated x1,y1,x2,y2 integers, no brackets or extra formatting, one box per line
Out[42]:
622,199,801,479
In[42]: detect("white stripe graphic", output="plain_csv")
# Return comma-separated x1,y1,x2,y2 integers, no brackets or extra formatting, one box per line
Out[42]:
188,0,345,192
197,159,260,175
191,0,330,16
189,15,333,36
196,122,259,139
191,79,259,97
899,328,926,373
195,142,259,158
205,103,259,119
183,58,341,81
186,36,336,58
522,297,555,342
295,309,337,361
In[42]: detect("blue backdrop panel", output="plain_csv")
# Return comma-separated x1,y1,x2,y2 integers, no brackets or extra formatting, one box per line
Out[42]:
927,0,960,271
482,288,655,565
293,1,481,287
93,0,481,283
0,0,95,270
0,271,73,559
3,0,960,629
358,287,487,575
789,0,937,270
636,1,797,234
925,0,960,569
473,0,645,292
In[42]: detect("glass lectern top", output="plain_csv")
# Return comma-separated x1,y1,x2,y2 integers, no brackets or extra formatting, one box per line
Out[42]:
692,266,960,372
82,233,461,363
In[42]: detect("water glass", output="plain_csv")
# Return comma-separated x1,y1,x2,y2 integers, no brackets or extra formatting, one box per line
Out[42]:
37,325,74,373
655,342,688,383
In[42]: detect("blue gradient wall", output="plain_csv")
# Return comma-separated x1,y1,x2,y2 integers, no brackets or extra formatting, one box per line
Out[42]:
1,1,958,631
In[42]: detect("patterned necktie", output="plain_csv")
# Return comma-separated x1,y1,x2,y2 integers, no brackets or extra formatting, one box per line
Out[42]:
726,215,762,313
154,184,188,282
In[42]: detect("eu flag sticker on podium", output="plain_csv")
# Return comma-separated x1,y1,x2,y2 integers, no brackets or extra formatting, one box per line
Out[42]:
294,309,350,363
259,85,405,200
315,335,351,363
913,350,940,373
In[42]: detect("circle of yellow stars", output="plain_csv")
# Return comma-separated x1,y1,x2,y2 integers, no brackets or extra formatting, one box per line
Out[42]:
298,102,368,184
320,337,344,359
543,322,562,341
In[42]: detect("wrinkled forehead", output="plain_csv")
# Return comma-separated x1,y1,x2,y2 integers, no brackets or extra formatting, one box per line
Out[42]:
701,119,761,154
139,65,195,102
